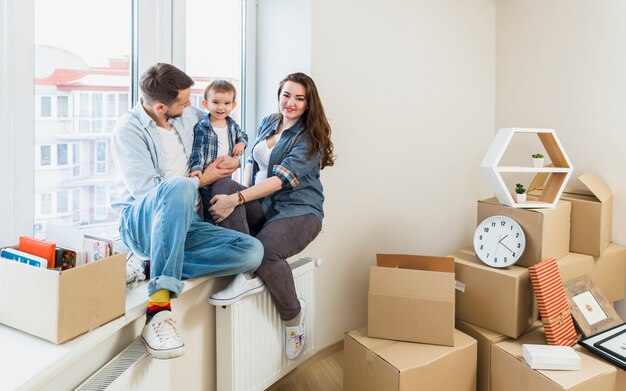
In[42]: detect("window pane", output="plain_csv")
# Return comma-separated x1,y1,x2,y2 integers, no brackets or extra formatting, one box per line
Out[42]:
34,0,130,238
40,145,51,166
57,96,69,118
57,144,68,165
186,0,242,122
92,93,102,117
41,96,51,117
118,93,128,115
41,194,52,214
106,94,116,117
57,190,68,213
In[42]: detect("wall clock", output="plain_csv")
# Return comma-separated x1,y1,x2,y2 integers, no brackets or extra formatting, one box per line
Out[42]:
473,215,526,268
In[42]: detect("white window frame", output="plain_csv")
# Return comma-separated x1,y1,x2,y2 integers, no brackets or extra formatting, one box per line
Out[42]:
0,0,256,243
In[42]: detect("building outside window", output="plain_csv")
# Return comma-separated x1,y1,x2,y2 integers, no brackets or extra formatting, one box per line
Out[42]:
40,145,51,166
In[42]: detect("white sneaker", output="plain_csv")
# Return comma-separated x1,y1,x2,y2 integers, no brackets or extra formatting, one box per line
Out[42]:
141,311,185,359
208,273,265,306
285,299,306,360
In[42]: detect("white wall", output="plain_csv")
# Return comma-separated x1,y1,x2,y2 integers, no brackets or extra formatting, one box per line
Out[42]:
496,0,626,315
256,0,495,348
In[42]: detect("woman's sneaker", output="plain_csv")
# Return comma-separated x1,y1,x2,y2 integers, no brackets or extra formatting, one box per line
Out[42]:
141,310,185,359
208,273,265,306
285,299,307,360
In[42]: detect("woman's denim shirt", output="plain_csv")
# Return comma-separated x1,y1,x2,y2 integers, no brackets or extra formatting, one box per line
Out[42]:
248,114,324,224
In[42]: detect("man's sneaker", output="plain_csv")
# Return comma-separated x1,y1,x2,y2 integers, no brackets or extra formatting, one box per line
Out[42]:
285,298,306,360
141,311,185,359
208,273,265,306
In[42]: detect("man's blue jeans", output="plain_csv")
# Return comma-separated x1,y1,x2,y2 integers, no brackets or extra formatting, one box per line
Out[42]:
119,177,263,297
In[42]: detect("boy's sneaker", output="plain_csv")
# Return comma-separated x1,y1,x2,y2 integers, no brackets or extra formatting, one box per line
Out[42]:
285,299,307,360
141,310,185,359
208,273,265,306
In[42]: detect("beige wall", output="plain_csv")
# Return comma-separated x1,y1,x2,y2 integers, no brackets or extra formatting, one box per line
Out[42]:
298,0,496,348
496,0,626,315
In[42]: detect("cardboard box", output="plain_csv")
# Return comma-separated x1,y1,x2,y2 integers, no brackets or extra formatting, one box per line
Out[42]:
561,172,613,257
456,320,509,391
492,327,617,391
456,320,543,391
344,327,477,391
0,252,126,343
590,243,626,302
368,254,455,346
477,198,571,267
451,249,534,338
556,252,594,283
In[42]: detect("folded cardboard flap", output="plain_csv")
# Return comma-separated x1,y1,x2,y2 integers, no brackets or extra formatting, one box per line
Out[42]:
376,254,455,273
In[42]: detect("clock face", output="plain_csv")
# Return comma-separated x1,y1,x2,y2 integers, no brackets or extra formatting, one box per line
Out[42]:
473,215,526,268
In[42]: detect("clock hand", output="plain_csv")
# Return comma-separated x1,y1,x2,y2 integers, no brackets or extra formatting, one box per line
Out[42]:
501,242,514,253
498,234,509,244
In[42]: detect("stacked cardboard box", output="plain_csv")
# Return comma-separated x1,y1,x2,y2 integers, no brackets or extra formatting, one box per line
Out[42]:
344,172,625,390
344,254,478,391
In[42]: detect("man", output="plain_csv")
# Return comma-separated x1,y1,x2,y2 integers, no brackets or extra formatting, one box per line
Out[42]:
111,63,264,359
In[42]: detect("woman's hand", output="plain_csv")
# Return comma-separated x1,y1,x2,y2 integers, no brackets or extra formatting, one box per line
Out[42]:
209,193,239,223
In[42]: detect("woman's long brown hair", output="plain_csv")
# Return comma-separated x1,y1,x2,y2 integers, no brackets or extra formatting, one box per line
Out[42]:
278,73,335,169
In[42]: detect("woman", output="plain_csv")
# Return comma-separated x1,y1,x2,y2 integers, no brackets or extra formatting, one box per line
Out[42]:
207,72,334,360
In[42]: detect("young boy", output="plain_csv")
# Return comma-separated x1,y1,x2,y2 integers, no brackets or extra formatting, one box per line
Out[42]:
188,80,247,220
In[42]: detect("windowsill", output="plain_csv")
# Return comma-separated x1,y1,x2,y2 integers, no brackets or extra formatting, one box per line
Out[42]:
0,275,212,390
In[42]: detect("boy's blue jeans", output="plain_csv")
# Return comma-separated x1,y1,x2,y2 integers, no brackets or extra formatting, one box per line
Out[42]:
119,177,263,298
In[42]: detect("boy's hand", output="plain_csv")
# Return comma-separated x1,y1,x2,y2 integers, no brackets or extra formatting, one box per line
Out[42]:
216,155,240,170
198,158,236,187
232,142,245,157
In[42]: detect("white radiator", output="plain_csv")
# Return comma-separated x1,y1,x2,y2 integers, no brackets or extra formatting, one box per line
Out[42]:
216,257,317,391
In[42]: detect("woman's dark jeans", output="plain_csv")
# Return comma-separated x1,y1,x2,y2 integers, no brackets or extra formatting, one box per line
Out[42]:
211,179,321,321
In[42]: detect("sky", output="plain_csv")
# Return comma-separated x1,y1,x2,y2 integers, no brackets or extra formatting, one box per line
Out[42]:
34,0,241,78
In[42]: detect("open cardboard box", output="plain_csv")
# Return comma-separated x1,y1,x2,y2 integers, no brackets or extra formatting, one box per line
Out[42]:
368,254,455,346
0,249,126,344
530,171,612,257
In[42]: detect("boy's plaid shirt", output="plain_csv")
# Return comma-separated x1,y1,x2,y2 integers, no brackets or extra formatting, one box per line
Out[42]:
188,113,247,172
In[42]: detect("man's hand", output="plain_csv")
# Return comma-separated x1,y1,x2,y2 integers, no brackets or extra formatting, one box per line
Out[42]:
198,157,236,187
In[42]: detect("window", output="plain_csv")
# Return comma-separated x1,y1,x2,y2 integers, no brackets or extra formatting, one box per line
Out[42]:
57,144,68,166
72,143,80,176
106,94,116,117
57,96,69,118
40,96,51,117
24,0,249,239
40,193,52,215
185,0,243,124
95,141,107,174
34,0,132,237
57,190,68,214
40,145,51,166
72,189,80,223
95,186,107,219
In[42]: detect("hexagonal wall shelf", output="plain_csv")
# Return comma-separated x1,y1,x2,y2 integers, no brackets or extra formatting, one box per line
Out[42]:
481,128,573,208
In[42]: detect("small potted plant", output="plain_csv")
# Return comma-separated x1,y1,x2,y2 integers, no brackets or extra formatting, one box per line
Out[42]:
532,153,544,168
515,183,527,203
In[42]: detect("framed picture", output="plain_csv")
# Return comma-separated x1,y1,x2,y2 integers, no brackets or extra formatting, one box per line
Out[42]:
595,328,626,362
563,275,623,338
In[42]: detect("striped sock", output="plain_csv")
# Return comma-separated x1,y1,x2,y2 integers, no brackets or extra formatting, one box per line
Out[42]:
147,289,171,319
